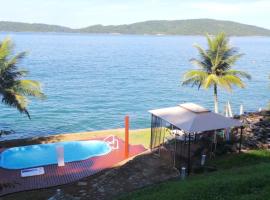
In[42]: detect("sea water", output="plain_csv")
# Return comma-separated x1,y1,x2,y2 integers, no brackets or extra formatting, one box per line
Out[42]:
0,33,269,140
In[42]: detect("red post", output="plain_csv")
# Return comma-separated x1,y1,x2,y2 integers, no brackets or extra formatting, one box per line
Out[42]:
125,116,129,158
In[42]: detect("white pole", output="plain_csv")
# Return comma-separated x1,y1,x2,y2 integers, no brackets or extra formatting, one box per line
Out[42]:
240,104,244,115
227,101,233,117
225,128,230,141
56,145,65,167
201,155,206,166
225,104,229,117
181,167,186,180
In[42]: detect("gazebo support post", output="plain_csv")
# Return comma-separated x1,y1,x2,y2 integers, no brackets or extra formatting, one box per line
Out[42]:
125,116,129,158
158,118,163,156
187,132,191,175
173,125,176,169
150,114,153,151
239,127,243,153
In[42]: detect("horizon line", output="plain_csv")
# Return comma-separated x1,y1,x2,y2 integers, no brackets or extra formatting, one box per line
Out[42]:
1,18,270,31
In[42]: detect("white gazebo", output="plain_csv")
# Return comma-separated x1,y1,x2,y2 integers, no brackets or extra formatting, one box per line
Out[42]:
149,103,243,175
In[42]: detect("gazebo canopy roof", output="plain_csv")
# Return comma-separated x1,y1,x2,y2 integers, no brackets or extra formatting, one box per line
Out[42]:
149,103,242,133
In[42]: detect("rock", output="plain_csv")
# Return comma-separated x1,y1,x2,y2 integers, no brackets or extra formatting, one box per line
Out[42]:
92,183,98,188
245,127,252,132
80,193,87,197
240,111,270,149
77,182,87,186
98,187,105,193
47,189,75,200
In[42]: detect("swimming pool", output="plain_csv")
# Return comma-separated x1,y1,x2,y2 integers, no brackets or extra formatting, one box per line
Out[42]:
0,140,111,169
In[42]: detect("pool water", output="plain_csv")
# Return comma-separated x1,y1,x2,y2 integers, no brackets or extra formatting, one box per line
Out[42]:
0,140,111,169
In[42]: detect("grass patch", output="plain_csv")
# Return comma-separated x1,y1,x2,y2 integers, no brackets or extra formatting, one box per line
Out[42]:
208,150,270,169
119,163,270,200
86,128,151,148
118,150,270,200
0,128,151,149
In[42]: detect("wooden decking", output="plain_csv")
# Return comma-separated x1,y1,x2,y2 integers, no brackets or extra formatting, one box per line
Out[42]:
0,137,146,196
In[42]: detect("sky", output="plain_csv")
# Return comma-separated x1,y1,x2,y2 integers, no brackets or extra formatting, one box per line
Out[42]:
0,0,270,29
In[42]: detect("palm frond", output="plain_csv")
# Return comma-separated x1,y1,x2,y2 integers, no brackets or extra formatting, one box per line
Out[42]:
0,38,45,118
190,58,211,71
13,80,46,99
0,38,13,61
7,51,28,66
206,33,214,51
182,70,208,89
1,91,30,119
203,74,219,89
0,52,28,76
222,74,245,88
225,70,251,80
193,44,212,71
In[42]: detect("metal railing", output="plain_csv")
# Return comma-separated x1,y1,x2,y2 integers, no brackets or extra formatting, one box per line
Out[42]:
103,135,119,150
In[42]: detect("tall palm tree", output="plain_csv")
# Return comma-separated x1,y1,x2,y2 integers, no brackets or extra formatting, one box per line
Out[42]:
0,38,45,119
182,32,251,113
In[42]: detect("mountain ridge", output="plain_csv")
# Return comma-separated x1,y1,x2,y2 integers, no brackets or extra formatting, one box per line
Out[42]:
1,19,270,36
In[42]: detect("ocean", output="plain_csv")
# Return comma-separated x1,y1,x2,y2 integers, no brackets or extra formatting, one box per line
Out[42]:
0,33,270,140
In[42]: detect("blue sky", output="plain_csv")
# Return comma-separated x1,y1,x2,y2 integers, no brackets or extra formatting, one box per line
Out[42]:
0,0,269,29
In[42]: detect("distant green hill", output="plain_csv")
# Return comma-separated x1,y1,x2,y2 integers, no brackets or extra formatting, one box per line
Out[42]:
1,19,270,36
0,21,72,33
79,19,270,36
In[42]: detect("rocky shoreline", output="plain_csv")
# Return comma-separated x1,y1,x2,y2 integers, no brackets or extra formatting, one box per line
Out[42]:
239,110,270,149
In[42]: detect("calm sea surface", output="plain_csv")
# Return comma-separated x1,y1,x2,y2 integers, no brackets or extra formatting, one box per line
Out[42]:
0,33,270,140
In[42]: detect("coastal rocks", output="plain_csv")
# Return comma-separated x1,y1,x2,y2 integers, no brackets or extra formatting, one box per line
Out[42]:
73,153,179,200
44,153,178,200
47,189,77,200
77,182,87,186
240,110,270,149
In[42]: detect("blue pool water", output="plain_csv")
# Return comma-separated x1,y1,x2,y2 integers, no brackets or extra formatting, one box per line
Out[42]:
0,33,270,140
0,140,111,169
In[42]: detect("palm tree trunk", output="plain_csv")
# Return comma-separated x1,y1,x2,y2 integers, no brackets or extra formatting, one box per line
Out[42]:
214,84,218,113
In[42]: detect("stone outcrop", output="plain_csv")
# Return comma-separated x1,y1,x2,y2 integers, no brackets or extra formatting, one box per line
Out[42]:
239,110,270,149
44,153,179,200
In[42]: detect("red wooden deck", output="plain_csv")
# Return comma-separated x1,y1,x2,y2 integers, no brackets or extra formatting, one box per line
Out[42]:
0,137,146,196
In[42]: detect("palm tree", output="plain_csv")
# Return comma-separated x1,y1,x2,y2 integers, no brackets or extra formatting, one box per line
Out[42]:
182,32,251,113
0,38,45,119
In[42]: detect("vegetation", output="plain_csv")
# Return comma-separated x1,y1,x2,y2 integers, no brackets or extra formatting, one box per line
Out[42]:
0,38,45,119
0,130,14,137
0,128,151,148
0,21,72,33
1,19,270,36
182,33,251,113
65,128,151,149
118,150,270,200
